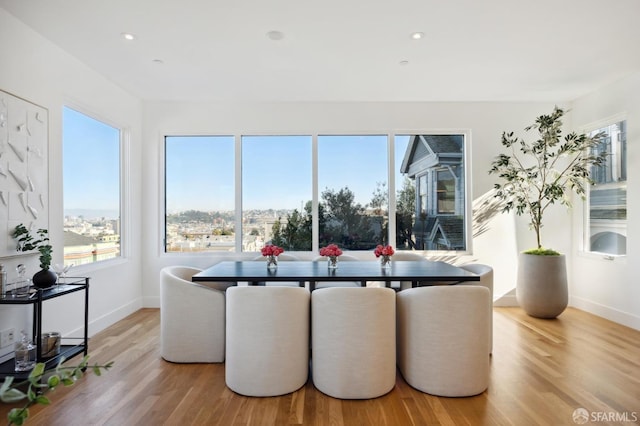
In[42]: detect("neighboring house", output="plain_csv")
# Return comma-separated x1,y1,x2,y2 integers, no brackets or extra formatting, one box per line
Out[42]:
400,135,466,250
63,231,119,265
588,121,627,255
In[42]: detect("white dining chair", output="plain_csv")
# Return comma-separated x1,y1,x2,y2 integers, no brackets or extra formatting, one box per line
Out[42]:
396,285,490,397
251,252,303,287
312,287,396,399
312,253,362,289
459,263,494,354
160,265,225,363
368,251,430,290
225,286,310,396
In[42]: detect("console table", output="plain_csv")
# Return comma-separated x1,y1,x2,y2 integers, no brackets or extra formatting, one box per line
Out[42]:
0,277,89,379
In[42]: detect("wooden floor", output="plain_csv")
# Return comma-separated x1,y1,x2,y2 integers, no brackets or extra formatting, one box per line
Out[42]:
2,307,639,426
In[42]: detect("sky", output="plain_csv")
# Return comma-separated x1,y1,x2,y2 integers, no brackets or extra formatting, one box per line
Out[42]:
62,107,413,216
165,135,412,213
63,107,120,217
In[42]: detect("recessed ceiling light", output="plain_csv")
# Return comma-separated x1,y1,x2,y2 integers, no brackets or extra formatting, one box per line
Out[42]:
121,32,136,41
411,32,424,40
152,59,164,65
399,60,409,66
266,30,284,41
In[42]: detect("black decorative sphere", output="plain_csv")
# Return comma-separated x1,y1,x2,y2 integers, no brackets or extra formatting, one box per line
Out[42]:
32,268,58,289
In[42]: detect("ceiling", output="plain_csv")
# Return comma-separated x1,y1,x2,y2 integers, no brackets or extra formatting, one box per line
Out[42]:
2,0,639,103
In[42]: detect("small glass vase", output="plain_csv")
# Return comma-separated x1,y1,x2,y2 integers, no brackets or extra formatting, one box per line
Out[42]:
380,255,392,269
327,256,339,269
266,255,278,270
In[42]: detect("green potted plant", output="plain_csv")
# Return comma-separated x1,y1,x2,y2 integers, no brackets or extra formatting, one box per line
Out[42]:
12,224,56,289
489,107,606,318
0,356,113,425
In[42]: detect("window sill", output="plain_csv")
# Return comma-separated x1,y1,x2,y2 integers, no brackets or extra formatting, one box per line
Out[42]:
576,250,626,264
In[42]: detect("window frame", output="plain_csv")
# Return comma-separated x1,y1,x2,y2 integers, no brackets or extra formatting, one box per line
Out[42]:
164,135,236,254
62,104,128,270
392,131,472,254
161,129,473,257
579,113,627,262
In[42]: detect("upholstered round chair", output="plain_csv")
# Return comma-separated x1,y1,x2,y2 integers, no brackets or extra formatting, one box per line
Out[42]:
312,253,362,289
459,263,494,354
396,285,490,397
311,287,396,399
160,265,226,363
225,286,310,396
369,251,430,290
252,252,303,287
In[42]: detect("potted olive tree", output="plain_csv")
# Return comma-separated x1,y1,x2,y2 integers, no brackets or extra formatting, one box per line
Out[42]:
489,107,606,318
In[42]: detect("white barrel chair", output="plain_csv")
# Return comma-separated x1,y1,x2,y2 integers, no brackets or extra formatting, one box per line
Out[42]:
160,266,226,363
459,263,494,354
372,251,430,290
312,253,362,289
311,287,396,399
396,285,490,397
225,286,310,396
252,253,303,287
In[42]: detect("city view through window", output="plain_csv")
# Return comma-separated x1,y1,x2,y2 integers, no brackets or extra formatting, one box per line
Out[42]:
165,134,468,254
63,107,121,266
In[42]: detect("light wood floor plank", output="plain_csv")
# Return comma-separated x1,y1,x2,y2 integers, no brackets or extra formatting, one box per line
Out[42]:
2,307,639,425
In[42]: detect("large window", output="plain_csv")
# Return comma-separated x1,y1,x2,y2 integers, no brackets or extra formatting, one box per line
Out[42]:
395,134,467,251
242,135,312,252
63,107,121,265
165,136,235,253
318,135,388,249
164,132,469,254
586,120,627,256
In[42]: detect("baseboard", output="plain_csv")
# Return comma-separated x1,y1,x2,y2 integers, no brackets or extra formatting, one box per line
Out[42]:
493,287,518,307
570,296,640,331
66,298,143,339
143,296,160,309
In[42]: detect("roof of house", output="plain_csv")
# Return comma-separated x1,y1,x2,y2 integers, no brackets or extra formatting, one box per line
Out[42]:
64,231,100,246
400,135,464,175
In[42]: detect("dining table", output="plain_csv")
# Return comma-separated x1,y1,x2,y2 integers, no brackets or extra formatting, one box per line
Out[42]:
192,260,479,291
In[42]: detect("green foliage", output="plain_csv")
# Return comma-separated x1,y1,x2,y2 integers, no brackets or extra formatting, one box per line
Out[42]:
396,177,416,249
370,182,388,215
320,187,377,249
523,248,561,256
0,356,113,425
12,224,53,270
271,207,313,251
489,107,607,250
271,185,395,250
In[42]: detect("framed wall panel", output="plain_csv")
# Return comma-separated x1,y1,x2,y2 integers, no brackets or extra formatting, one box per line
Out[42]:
0,89,49,257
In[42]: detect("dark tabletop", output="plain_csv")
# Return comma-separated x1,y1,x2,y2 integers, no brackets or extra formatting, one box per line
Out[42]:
192,260,479,286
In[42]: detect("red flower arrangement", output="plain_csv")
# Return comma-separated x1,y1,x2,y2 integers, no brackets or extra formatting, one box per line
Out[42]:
319,244,343,258
261,245,284,257
374,245,395,258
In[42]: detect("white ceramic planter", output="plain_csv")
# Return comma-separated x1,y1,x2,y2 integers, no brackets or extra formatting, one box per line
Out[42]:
516,253,568,318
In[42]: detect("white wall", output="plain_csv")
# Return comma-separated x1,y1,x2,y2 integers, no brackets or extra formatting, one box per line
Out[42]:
570,72,640,330
141,101,563,307
0,9,143,362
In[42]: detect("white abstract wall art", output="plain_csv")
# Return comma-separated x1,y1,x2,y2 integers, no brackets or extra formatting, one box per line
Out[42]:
0,89,48,256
